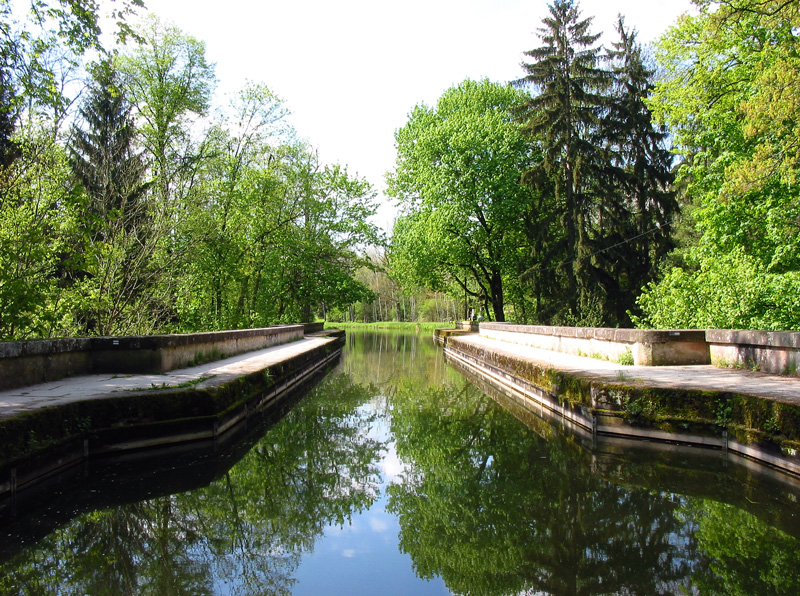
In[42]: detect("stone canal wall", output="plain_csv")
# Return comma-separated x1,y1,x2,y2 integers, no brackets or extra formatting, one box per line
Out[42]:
0,330,345,499
440,333,800,477
707,329,800,376
0,325,304,390
479,322,710,366
476,323,800,376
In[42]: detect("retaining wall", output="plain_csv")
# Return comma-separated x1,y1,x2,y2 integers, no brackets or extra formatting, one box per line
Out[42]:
0,326,304,390
0,331,346,499
707,330,800,376
442,334,800,477
479,323,710,366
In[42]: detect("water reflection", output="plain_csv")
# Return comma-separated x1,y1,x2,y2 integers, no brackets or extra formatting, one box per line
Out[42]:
387,380,694,595
0,371,385,595
1,330,800,595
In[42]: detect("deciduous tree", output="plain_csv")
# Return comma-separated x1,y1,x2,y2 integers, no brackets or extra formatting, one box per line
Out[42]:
636,0,800,330
388,79,534,322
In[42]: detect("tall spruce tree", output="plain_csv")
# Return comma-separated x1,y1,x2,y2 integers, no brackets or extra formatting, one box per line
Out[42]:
600,17,678,323
69,58,149,239
68,59,155,334
514,0,612,325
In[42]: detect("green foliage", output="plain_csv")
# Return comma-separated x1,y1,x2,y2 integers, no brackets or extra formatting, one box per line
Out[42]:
67,58,160,335
387,378,692,595
387,78,534,322
638,0,800,331
617,347,634,366
0,10,383,339
116,15,216,213
636,246,800,330
0,126,79,339
684,498,800,595
515,1,676,326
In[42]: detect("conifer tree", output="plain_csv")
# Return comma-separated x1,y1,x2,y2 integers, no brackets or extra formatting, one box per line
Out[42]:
69,58,149,240
601,17,678,323
68,59,155,335
514,0,611,324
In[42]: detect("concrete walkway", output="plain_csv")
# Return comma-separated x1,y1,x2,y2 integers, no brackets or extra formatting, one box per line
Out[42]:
0,336,336,420
455,334,800,405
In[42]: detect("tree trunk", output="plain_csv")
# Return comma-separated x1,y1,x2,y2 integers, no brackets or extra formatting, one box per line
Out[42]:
489,270,505,322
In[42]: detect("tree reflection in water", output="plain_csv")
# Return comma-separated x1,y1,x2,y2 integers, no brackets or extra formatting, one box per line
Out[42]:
0,372,385,596
2,331,800,595
387,376,800,596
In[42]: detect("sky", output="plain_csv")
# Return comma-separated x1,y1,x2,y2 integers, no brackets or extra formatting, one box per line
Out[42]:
132,0,695,229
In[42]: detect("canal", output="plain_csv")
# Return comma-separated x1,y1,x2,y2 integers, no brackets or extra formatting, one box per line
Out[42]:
2,330,800,595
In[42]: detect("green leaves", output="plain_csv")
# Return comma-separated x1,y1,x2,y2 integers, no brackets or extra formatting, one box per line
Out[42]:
637,0,800,331
388,79,533,321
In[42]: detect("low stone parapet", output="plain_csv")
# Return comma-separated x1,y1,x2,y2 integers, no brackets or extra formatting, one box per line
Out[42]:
0,326,304,390
455,320,479,331
707,330,800,376
479,323,710,366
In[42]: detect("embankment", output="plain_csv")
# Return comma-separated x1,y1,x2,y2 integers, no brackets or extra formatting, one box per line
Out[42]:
439,328,800,477
0,328,344,499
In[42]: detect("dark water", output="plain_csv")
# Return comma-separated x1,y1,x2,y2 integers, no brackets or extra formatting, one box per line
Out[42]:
2,330,800,595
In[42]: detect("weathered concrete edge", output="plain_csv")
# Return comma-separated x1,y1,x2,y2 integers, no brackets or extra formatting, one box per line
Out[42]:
479,323,800,375
0,325,306,390
0,330,346,497
443,335,800,478
479,323,710,366
707,329,800,375
480,322,707,344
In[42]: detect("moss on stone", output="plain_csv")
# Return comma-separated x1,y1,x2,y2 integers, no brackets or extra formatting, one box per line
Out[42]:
446,335,800,453
0,336,345,465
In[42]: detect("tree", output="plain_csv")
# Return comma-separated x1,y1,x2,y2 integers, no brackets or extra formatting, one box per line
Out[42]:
0,129,75,339
67,58,158,335
514,0,612,324
69,59,149,240
636,0,800,330
597,17,678,323
1,0,144,126
117,15,216,214
276,150,381,323
387,79,534,322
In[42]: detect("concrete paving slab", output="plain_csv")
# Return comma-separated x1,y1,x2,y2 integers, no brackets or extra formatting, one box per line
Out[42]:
0,336,335,419
456,334,800,405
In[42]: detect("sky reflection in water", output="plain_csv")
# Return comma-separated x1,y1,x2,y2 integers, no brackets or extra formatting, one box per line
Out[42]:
2,330,800,595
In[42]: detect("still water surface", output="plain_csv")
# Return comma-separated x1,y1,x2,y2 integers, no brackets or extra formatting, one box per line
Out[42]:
2,331,800,595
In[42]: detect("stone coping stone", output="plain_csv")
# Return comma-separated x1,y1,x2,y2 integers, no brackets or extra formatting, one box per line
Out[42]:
303,322,325,334
0,326,303,359
706,329,800,349
0,337,91,359
480,323,706,344
89,325,302,350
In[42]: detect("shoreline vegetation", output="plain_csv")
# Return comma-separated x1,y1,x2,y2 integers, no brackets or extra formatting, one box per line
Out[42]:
323,321,448,332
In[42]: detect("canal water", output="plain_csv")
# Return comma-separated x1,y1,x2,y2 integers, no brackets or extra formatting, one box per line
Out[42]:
2,330,800,595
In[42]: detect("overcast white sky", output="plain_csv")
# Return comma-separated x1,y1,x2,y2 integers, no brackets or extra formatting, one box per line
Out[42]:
135,0,694,229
